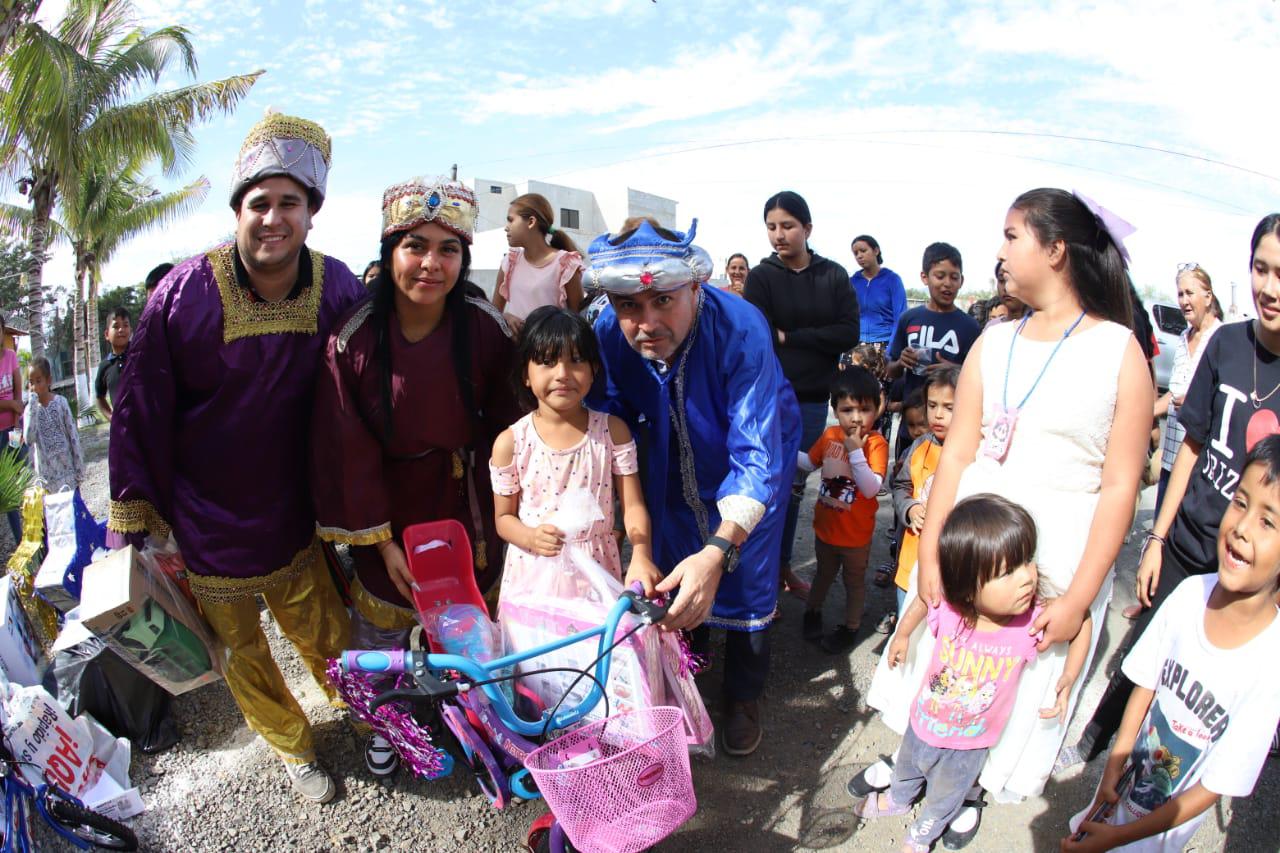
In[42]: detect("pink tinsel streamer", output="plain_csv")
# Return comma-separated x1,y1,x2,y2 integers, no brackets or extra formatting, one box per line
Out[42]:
676,629,709,678
326,659,451,780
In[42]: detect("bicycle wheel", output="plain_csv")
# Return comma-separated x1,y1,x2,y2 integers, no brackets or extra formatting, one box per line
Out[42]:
43,794,138,851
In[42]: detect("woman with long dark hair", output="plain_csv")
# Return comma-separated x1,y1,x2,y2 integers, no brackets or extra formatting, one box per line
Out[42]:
744,190,860,601
311,177,519,777
850,234,905,351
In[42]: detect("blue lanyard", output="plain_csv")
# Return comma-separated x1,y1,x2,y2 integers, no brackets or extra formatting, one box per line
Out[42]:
1002,311,1086,411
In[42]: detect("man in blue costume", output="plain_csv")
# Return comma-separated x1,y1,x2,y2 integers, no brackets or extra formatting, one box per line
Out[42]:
587,217,800,756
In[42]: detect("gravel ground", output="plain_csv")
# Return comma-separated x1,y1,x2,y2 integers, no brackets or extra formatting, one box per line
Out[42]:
17,424,1278,852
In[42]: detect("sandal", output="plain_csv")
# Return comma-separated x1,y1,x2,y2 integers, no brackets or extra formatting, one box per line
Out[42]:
853,790,911,819
873,564,893,589
875,612,898,635
940,793,988,850
847,755,894,798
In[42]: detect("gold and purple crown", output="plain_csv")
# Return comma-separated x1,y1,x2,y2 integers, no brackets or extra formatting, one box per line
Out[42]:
230,111,331,210
381,177,478,244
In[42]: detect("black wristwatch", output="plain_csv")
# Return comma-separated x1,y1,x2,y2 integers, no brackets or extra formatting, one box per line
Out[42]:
705,535,740,574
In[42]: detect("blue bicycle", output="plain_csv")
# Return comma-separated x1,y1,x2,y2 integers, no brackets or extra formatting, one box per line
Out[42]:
339,584,695,853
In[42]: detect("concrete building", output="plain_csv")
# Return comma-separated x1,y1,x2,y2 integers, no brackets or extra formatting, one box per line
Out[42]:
467,178,677,298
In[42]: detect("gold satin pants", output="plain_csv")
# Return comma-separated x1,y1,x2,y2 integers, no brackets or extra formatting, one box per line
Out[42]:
196,556,351,764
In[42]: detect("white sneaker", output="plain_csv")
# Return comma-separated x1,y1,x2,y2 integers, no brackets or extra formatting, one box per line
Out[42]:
284,760,336,803
365,734,399,777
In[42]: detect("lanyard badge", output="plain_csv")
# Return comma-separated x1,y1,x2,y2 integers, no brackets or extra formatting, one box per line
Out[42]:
982,311,1086,465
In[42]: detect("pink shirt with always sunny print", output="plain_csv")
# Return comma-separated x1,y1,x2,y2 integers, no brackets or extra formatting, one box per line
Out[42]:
911,600,1043,750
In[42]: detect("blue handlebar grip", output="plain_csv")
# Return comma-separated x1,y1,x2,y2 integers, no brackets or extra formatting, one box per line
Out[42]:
341,650,408,674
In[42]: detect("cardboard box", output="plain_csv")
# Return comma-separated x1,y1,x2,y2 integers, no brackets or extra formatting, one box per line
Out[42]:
0,576,43,686
79,548,147,634
79,547,221,695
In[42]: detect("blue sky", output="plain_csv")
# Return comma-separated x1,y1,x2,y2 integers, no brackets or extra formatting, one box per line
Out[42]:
26,0,1280,313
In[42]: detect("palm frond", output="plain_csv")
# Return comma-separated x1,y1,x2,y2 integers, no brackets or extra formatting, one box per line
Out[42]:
93,175,210,263
82,70,262,177
0,448,34,514
0,201,70,248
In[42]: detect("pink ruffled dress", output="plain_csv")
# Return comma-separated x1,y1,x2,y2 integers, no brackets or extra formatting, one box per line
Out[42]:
498,248,586,321
490,409,637,579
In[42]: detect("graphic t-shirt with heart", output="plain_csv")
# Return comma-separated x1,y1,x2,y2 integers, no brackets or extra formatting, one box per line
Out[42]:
1169,321,1280,574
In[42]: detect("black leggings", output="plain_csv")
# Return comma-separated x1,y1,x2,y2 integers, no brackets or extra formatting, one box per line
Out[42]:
1076,547,1196,759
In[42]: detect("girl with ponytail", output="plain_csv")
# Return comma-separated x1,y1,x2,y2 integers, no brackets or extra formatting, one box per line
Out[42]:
492,193,586,333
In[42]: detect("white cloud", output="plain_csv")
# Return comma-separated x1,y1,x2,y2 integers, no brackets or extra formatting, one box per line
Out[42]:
466,8,856,129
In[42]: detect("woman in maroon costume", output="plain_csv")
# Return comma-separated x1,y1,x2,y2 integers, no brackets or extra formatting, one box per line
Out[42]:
311,177,518,775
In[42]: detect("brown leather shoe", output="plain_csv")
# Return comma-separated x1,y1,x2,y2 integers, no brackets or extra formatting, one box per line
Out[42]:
722,699,762,756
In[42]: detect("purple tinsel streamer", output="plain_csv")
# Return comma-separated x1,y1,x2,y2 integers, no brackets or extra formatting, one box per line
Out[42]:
675,629,709,678
326,659,451,780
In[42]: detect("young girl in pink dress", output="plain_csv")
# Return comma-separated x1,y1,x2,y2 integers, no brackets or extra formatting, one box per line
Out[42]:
490,306,661,590
492,194,586,334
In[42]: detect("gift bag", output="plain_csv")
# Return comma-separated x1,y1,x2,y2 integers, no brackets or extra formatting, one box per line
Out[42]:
34,488,104,611
5,486,58,650
0,680,111,797
497,491,713,752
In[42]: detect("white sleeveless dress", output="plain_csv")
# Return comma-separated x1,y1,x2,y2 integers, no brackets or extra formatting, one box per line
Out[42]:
866,318,1132,801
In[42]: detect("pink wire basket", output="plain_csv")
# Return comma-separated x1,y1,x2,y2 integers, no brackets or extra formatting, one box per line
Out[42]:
524,706,696,853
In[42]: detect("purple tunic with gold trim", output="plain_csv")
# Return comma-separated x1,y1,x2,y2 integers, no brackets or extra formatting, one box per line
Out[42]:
107,243,364,602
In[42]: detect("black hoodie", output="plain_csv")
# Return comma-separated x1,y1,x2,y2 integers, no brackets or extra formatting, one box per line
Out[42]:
743,252,860,402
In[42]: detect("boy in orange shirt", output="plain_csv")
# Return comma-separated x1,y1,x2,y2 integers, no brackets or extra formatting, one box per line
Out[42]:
798,366,889,653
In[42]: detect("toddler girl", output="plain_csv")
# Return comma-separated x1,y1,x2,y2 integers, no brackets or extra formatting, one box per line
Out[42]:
490,306,661,591
492,193,586,333
858,494,1089,853
23,357,83,492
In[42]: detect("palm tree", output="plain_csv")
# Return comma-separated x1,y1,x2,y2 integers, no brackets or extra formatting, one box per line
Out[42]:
80,165,209,375
0,0,260,356
0,161,208,402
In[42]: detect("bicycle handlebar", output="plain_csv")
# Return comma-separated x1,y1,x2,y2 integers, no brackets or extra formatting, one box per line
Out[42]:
340,584,668,736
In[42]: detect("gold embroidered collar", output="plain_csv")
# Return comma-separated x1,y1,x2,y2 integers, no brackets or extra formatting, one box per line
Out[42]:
208,243,326,343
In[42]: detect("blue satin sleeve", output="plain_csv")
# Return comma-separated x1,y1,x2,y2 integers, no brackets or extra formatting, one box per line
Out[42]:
717,324,793,510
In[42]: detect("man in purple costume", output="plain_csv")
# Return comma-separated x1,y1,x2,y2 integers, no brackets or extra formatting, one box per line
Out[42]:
107,112,364,804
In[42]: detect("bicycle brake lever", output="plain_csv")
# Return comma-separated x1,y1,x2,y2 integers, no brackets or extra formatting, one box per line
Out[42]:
621,589,669,625
368,688,425,714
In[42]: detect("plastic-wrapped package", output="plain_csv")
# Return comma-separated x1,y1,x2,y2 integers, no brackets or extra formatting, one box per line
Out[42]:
497,491,713,752
419,603,513,704
135,537,195,609
78,546,223,696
